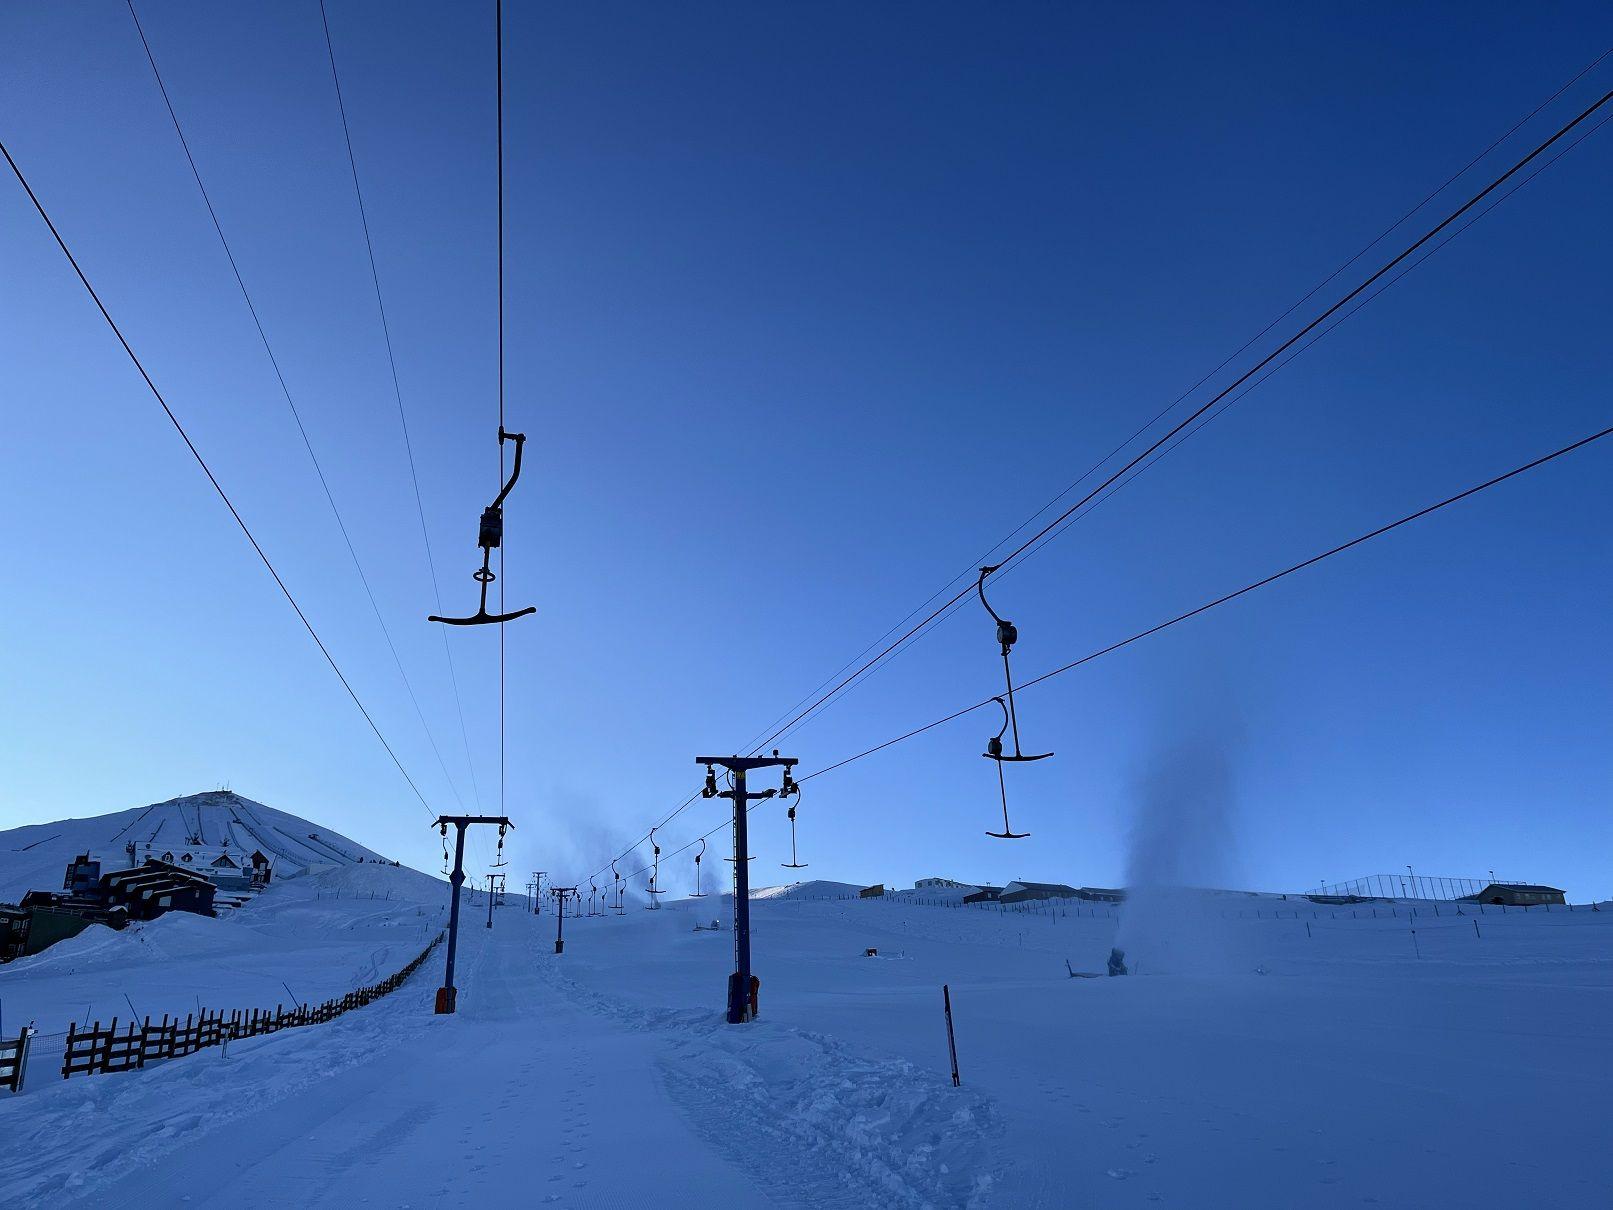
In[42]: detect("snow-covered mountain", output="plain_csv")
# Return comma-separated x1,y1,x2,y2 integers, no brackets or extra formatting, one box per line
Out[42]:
0,790,391,903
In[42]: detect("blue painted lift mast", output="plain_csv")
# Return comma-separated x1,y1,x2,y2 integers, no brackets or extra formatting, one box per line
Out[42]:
432,815,513,1014
552,886,577,954
697,752,798,1024
485,871,506,929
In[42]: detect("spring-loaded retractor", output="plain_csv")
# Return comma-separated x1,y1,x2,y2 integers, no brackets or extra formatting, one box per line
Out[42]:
692,838,707,896
977,565,1051,839
647,826,665,905
429,428,538,626
781,781,808,869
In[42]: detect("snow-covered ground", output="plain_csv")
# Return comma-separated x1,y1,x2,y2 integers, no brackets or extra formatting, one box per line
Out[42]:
2,881,1609,1207
1,860,445,1037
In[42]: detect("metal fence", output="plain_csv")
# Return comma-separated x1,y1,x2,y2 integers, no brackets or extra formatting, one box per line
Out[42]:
1310,874,1526,901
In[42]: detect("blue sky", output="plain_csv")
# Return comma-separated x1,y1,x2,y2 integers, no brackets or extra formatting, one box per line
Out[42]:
3,2,1610,899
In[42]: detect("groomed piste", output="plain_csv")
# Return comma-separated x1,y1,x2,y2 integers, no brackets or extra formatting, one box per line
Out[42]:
1,845,1609,1208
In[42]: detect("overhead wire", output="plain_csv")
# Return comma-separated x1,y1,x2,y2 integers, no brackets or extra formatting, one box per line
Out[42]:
0,136,437,818
585,72,1613,882
607,415,1613,882
740,46,1611,761
739,82,1613,760
496,0,508,823
803,421,1613,781
762,92,1613,755
316,0,487,818
126,0,470,816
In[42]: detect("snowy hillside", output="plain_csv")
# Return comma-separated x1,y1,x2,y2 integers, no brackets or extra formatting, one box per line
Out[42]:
2,887,1609,1206
0,790,391,902
749,878,864,900
0,859,445,1033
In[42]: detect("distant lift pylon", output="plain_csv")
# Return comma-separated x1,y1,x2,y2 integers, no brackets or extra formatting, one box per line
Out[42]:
429,427,537,626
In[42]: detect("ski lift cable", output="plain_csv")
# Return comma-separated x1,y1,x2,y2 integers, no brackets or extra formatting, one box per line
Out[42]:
582,70,1613,887
497,0,508,825
801,421,1613,783
758,99,1613,764
610,413,1613,883
740,79,1613,762
124,0,471,817
735,47,1613,764
0,137,437,819
316,0,488,818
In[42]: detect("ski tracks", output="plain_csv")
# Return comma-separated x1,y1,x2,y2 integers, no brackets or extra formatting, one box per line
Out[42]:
539,963,1002,1209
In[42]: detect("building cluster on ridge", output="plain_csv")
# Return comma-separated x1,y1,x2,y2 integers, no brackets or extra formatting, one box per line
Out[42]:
0,845,272,962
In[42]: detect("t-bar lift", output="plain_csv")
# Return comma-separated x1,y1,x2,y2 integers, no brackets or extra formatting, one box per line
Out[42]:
428,428,537,626
976,565,1051,838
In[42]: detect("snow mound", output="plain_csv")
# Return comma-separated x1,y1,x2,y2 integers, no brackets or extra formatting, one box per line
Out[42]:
0,790,391,902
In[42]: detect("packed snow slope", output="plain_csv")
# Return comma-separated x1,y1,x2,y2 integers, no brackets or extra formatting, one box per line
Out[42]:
0,860,446,1034
0,790,391,902
750,879,864,900
2,891,1610,1208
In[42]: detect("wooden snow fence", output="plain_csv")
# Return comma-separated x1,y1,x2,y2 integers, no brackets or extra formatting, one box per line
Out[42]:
0,1028,32,1092
48,931,442,1085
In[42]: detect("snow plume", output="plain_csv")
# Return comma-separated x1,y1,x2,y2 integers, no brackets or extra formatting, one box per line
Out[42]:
502,798,640,904
1115,712,1248,976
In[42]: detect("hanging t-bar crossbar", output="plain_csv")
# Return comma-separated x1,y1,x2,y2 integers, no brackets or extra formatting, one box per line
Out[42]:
429,428,537,626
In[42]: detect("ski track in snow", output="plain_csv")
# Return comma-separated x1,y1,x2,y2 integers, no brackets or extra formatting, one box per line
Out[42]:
538,958,1002,1209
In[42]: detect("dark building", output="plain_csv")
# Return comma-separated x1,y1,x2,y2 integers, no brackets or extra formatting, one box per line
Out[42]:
64,853,102,896
1,853,217,964
100,861,217,920
0,904,30,961
963,886,1003,904
1466,883,1566,907
1074,887,1126,903
1001,881,1082,904
21,903,129,954
12,892,129,955
859,884,886,899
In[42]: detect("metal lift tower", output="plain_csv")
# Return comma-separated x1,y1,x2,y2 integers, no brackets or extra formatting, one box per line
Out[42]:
696,752,798,1024
432,815,513,1014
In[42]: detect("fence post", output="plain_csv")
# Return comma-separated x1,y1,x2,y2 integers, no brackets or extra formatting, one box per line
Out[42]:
16,1027,34,1093
942,984,961,1087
